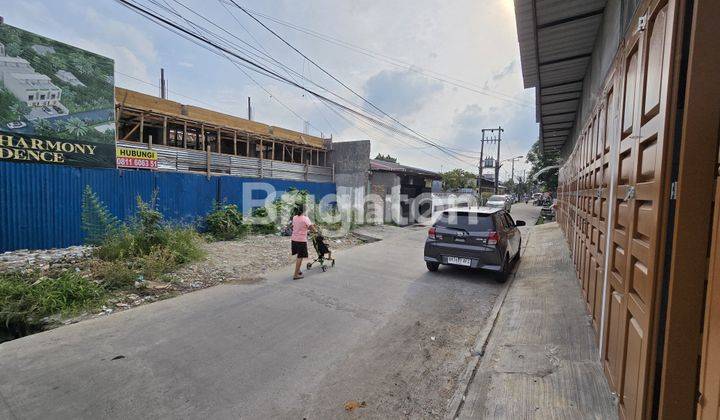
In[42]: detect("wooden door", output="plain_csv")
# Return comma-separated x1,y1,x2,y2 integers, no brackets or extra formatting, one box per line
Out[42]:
698,179,720,420
605,1,676,418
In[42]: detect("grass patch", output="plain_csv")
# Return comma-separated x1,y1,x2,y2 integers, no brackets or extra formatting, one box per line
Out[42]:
0,271,106,337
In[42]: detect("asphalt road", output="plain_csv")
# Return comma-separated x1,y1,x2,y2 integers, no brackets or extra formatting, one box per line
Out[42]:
0,204,540,419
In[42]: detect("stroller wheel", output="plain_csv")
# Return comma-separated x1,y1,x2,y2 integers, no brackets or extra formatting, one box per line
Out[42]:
321,266,327,272
306,262,312,269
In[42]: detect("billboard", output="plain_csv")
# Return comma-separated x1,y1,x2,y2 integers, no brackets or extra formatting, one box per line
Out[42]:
0,23,115,168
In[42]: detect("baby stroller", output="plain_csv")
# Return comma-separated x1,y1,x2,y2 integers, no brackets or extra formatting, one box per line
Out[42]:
307,230,335,272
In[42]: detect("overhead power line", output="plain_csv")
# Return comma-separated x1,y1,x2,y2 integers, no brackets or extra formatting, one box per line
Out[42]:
227,3,533,108
225,0,476,161
115,0,479,165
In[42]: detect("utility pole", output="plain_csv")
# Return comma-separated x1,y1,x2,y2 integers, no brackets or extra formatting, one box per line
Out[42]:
160,68,166,99
478,130,486,193
247,97,252,120
480,127,504,194
495,126,503,194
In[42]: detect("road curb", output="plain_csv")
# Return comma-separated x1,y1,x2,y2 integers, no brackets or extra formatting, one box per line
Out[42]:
444,228,534,420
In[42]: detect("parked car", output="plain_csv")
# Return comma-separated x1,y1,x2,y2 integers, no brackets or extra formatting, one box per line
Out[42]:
485,194,512,212
42,106,53,113
6,121,27,129
540,206,555,220
424,207,525,282
52,105,63,113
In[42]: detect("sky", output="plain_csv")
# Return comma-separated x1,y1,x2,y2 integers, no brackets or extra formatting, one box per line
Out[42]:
1,0,538,180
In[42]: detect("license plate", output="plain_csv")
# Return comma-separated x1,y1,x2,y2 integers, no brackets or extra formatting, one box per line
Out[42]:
447,256,472,266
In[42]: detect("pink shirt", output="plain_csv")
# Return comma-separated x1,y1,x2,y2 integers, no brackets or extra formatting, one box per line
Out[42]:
291,215,312,242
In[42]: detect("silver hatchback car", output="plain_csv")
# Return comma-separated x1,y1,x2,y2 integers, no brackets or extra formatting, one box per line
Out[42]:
485,195,512,212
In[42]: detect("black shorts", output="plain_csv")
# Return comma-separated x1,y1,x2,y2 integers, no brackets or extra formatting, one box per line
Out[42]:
291,241,309,258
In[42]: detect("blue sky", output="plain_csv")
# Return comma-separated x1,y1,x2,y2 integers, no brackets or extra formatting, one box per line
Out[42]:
2,0,537,178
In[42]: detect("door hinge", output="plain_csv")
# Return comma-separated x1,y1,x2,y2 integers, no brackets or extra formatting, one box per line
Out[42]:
670,181,678,200
638,15,648,32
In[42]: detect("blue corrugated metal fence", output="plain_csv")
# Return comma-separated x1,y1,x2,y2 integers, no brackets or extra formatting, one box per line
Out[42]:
0,161,336,251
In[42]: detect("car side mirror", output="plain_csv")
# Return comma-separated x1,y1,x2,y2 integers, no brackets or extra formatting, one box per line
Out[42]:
515,220,526,227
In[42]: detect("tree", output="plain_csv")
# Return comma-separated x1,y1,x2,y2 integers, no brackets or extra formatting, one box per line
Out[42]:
442,168,477,190
526,140,560,192
34,119,57,136
9,102,31,120
374,153,397,163
64,117,89,139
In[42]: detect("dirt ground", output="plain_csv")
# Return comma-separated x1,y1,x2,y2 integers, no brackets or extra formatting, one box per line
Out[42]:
167,232,366,287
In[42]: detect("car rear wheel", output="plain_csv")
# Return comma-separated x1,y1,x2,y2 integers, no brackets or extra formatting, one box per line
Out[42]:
495,254,511,283
515,239,522,261
426,261,439,272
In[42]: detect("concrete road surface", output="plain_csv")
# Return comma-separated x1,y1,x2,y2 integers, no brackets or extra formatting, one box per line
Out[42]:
0,204,539,419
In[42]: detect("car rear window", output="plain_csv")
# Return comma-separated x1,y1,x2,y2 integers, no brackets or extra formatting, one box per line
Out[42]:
488,195,504,201
435,211,494,231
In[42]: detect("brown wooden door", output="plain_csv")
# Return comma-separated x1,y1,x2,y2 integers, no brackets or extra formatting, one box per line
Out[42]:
605,1,676,418
698,179,720,420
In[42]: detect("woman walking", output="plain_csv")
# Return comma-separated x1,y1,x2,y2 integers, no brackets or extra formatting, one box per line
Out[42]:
291,204,314,280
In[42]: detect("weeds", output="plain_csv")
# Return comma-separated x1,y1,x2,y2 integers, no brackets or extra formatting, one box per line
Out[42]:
92,191,205,288
205,203,248,240
250,207,277,234
0,271,105,337
91,260,136,291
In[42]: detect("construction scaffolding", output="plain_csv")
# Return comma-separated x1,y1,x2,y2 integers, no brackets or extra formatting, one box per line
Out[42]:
114,88,333,181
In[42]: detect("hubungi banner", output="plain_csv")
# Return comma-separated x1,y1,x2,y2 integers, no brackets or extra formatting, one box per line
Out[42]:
0,23,116,168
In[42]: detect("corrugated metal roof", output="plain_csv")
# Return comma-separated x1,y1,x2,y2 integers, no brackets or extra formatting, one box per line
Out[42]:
369,159,441,178
514,0,607,154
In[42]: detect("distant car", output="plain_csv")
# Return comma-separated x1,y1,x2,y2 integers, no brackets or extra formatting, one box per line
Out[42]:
52,105,63,113
485,195,512,212
6,121,27,129
42,106,53,113
424,207,525,282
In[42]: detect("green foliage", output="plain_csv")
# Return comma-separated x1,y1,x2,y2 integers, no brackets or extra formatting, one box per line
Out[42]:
93,191,205,288
0,271,105,336
92,260,136,291
64,117,89,139
81,185,120,246
0,24,115,139
374,153,398,163
0,82,28,124
250,207,277,234
442,168,477,190
140,247,176,282
205,203,247,240
526,140,560,192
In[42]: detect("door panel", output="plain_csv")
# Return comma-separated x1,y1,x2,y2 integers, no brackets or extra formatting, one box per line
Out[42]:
609,2,674,418
698,182,720,420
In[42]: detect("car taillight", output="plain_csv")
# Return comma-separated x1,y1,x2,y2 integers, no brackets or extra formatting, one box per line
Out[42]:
428,227,436,239
487,231,499,245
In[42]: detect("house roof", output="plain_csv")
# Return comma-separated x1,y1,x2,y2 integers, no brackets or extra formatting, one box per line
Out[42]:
369,159,441,178
514,0,607,155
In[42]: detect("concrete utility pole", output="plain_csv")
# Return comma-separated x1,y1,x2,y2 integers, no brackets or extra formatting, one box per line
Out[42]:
160,68,166,99
495,126,502,194
247,97,252,120
480,127,504,194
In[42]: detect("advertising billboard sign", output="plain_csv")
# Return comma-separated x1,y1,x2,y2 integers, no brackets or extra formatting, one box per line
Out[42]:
0,23,115,168
116,147,158,170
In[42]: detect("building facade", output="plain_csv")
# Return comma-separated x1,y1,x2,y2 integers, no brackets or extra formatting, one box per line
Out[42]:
515,0,720,418
0,42,61,107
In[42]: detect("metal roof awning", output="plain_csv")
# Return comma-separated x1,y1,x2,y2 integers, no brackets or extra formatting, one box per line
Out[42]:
514,0,607,154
